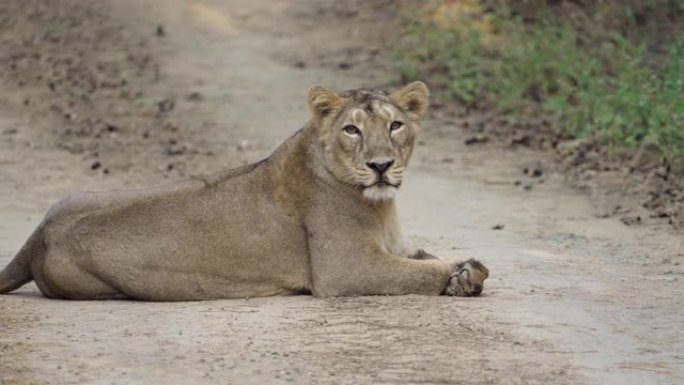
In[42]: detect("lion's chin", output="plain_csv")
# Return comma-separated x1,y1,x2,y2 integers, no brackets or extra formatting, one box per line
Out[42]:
362,184,398,201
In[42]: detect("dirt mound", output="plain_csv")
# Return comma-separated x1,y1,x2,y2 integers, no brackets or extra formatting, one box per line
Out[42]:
439,106,684,229
463,118,684,228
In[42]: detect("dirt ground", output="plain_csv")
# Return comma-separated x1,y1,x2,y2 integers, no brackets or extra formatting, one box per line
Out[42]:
0,1,682,384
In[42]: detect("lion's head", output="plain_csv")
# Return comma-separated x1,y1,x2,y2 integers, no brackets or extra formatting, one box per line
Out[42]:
307,81,429,201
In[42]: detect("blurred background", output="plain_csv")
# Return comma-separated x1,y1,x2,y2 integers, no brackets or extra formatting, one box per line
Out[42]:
399,0,684,211
1,1,683,384
1,0,682,224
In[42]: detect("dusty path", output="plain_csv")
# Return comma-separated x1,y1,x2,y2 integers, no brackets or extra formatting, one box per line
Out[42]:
1,1,683,384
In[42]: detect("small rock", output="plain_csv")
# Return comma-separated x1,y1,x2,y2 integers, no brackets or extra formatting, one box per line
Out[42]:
158,99,175,113
156,25,165,37
620,215,642,226
237,139,249,151
337,62,352,70
510,134,531,146
522,161,544,178
187,92,203,101
652,211,670,219
557,138,592,156
90,161,101,170
293,60,307,69
165,145,186,156
492,224,505,230
464,134,489,146
2,128,17,135
164,123,179,132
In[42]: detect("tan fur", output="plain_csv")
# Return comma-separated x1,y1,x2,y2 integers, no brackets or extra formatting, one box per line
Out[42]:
0,82,489,300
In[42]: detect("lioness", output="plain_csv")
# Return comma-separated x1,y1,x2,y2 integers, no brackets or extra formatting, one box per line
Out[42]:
0,82,489,300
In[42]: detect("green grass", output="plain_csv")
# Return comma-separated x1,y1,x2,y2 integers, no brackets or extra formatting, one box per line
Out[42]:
397,2,684,171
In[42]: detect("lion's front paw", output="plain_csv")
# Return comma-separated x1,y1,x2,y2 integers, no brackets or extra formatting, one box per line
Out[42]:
443,258,489,297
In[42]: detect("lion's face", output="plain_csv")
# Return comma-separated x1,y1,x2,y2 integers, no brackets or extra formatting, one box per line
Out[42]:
308,82,430,202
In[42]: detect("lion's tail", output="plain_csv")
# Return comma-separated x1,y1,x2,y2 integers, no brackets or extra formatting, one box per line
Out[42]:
0,228,41,294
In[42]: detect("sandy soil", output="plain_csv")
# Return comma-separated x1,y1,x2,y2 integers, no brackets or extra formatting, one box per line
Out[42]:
1,1,683,384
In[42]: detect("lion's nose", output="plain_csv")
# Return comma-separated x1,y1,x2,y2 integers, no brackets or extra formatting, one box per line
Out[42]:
367,160,394,175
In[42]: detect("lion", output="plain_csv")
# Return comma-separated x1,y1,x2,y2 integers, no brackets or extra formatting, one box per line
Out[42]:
0,81,489,300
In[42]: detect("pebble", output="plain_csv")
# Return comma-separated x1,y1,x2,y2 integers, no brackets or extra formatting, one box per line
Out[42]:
464,134,489,145
237,139,249,151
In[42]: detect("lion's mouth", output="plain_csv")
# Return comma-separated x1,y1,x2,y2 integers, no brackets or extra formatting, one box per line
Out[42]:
361,179,401,201
365,180,400,189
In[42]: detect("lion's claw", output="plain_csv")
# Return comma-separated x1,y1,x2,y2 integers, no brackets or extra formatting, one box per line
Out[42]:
443,258,489,297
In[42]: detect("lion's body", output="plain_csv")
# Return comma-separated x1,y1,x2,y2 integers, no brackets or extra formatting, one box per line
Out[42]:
17,131,315,300
0,82,488,300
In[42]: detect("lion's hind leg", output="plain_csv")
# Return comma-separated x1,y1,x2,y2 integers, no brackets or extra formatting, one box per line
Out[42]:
34,251,126,300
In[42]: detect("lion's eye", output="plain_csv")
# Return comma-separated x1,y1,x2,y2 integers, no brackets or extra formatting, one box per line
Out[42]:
343,125,361,136
389,121,404,132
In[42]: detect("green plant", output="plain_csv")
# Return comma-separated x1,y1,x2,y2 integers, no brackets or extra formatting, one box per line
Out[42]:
396,1,684,169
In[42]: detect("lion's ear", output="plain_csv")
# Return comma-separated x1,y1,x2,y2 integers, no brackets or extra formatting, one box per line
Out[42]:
308,85,341,122
390,81,430,120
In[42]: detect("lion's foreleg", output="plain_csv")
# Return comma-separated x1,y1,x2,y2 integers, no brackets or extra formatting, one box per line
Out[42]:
406,250,490,296
310,247,452,297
